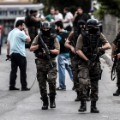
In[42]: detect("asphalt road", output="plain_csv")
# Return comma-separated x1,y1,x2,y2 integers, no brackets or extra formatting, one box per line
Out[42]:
0,46,119,120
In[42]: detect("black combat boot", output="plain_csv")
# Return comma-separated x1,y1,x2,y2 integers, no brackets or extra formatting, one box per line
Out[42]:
91,101,99,113
78,101,86,112
41,97,49,110
75,91,80,102
113,88,120,96
49,95,56,108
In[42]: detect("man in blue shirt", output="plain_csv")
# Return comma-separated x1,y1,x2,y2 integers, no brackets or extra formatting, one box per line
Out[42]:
55,21,73,90
7,20,31,91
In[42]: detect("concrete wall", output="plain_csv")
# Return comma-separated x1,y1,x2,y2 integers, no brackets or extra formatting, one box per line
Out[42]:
103,14,118,43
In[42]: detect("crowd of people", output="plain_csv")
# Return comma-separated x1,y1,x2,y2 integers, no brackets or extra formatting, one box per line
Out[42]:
6,6,120,114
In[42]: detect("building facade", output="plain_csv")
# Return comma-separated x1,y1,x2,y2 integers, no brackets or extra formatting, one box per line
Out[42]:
0,1,44,43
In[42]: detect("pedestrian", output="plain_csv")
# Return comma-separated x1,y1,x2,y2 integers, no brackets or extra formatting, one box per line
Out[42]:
45,7,55,23
0,26,3,55
54,8,63,23
55,21,73,91
25,9,44,48
76,19,111,113
62,7,73,32
45,7,56,32
65,20,86,101
30,21,60,110
111,32,120,96
73,7,90,31
7,20,31,91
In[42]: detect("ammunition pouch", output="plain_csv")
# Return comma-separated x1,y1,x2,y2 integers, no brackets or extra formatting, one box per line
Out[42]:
34,49,57,61
89,62,102,80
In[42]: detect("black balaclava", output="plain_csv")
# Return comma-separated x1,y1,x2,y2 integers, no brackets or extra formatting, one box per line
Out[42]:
41,29,51,36
88,27,99,34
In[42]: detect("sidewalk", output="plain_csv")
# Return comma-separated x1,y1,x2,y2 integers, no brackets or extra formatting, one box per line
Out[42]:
102,49,113,66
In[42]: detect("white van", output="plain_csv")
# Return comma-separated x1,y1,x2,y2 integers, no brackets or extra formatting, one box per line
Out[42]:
14,17,25,27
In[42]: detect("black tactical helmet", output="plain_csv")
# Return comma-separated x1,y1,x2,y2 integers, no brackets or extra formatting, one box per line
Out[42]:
77,20,86,26
42,21,51,30
87,19,100,28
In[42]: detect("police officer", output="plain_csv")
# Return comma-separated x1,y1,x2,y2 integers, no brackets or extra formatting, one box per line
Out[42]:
112,32,120,96
30,21,60,110
65,20,86,101
76,19,111,113
25,9,44,48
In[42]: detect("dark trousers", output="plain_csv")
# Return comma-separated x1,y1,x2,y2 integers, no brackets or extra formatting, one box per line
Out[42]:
10,53,27,89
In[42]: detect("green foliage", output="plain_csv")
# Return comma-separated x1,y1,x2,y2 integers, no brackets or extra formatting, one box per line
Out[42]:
98,0,120,17
94,5,107,20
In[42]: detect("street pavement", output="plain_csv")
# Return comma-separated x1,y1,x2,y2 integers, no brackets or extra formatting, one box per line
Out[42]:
0,45,119,120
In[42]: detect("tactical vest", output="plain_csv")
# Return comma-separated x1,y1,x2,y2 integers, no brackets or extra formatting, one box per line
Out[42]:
116,40,120,53
69,31,79,58
71,29,86,47
82,31,102,60
115,33,120,53
58,31,69,54
71,31,79,47
34,33,56,59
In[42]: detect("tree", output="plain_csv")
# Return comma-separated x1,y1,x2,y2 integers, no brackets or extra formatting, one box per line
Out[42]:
98,0,120,17
34,0,91,15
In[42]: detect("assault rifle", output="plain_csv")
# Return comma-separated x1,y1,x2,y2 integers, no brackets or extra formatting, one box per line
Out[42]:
38,34,54,68
111,50,118,81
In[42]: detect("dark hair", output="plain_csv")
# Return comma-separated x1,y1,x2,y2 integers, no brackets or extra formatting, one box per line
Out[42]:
15,20,25,27
55,21,63,28
30,9,37,14
77,7,83,10
64,7,69,12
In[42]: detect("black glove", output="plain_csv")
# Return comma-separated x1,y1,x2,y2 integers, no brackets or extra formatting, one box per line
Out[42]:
97,47,105,56
86,60,92,68
6,55,10,61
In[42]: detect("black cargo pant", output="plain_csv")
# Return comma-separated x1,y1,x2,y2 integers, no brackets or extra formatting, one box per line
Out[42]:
116,61,120,88
35,58,57,98
71,56,79,91
10,53,27,89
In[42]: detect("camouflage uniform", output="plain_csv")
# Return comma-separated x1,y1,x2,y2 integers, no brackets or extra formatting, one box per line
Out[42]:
116,61,120,88
32,34,60,99
67,31,79,91
112,32,120,96
77,61,101,101
76,33,108,101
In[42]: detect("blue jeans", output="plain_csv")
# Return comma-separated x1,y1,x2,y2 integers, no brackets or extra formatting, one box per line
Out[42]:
58,54,73,89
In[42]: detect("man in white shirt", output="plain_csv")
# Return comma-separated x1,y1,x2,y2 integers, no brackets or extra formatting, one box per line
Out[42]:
54,9,63,22
7,20,31,91
63,7,73,32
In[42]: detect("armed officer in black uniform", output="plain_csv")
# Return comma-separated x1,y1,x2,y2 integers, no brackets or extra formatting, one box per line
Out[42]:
65,20,86,101
30,22,60,110
112,32,120,96
76,19,111,113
